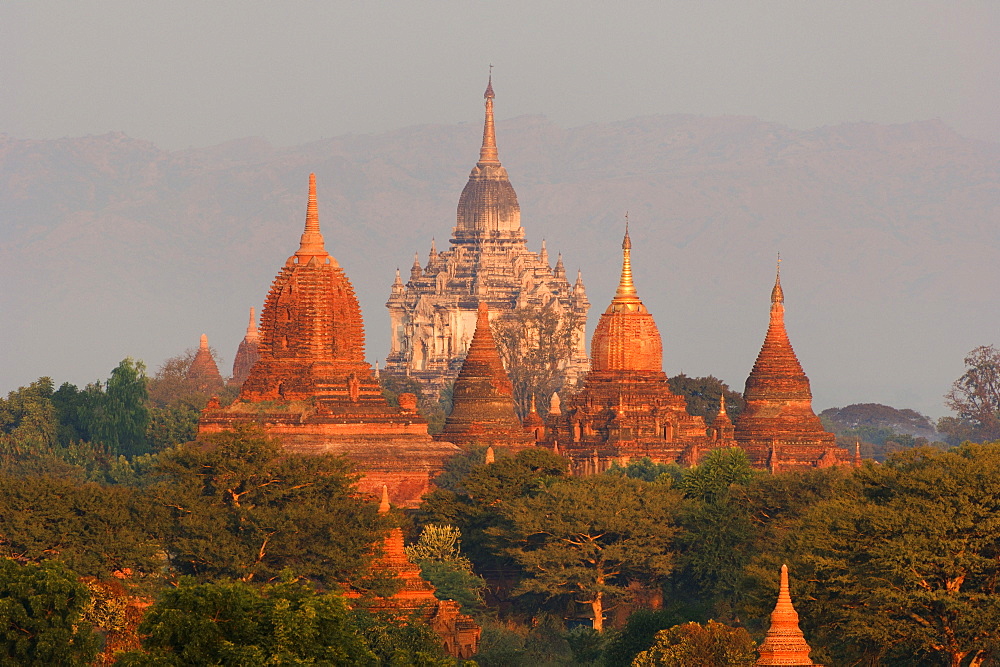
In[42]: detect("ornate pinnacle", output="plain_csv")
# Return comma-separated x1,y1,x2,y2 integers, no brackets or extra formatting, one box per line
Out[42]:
771,253,784,304
479,73,500,165
614,215,639,301
200,333,209,350
246,308,258,341
296,173,328,258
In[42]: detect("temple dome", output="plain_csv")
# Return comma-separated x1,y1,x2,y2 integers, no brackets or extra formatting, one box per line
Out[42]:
590,225,663,373
455,77,522,236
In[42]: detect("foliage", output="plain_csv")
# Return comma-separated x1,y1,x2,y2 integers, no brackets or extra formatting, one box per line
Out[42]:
87,358,151,458
941,345,1000,444
473,616,576,666
0,558,100,665
793,443,1000,665
0,475,163,578
379,372,449,435
667,374,744,422
631,620,756,666
418,448,568,573
152,426,384,586
602,609,689,667
492,304,582,418
118,577,377,665
605,457,682,485
499,475,683,631
0,377,60,455
678,447,755,502
405,524,486,611
146,352,238,451
351,608,458,666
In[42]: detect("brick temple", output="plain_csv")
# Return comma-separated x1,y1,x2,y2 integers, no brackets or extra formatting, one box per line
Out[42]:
435,302,535,450
185,334,224,393
384,77,590,397
229,307,259,387
733,265,848,470
199,174,458,506
542,226,719,473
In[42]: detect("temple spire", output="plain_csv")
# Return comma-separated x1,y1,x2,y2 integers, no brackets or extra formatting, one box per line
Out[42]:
245,308,258,342
771,253,784,305
200,333,209,351
755,564,815,665
612,213,640,303
378,485,390,515
479,70,500,165
296,173,328,259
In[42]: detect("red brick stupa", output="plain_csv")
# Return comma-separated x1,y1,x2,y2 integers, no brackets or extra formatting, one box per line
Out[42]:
436,302,534,451
229,307,260,387
733,262,846,470
545,223,711,472
347,487,481,659
199,174,458,506
186,334,224,393
756,564,818,666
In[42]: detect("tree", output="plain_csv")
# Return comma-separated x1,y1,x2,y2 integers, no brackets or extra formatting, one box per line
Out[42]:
87,358,151,458
667,375,744,422
499,475,683,631
152,426,384,586
118,577,377,665
492,304,583,417
793,444,1000,665
631,620,756,667
0,558,100,665
405,524,486,611
0,378,59,455
942,345,1000,444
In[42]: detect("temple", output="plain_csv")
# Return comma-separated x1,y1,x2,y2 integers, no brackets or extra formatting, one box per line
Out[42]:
733,263,846,470
756,564,818,666
385,76,590,398
199,174,459,506
435,301,535,450
543,224,716,473
229,307,259,387
186,334,224,393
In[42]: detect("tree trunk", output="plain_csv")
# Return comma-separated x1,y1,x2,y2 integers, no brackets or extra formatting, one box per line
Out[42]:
591,591,604,632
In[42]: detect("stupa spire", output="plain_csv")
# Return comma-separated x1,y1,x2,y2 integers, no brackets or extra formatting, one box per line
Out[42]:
295,173,328,260
479,69,499,165
200,333,209,350
755,564,815,665
378,484,390,515
613,213,640,303
245,307,258,341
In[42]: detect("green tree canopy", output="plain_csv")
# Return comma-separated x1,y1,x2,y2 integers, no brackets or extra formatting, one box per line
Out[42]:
152,426,385,587
667,374,744,422
941,345,1000,444
0,558,99,665
631,620,756,667
794,443,1000,665
405,524,486,611
499,475,683,631
119,577,376,666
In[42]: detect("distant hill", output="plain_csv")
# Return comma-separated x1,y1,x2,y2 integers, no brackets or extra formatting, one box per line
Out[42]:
1,115,997,418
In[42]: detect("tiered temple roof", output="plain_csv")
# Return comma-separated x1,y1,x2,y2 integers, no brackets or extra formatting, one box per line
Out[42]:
436,302,535,450
385,77,589,396
733,264,845,469
544,225,712,472
199,174,458,507
229,307,259,387
756,565,818,666
186,334,224,392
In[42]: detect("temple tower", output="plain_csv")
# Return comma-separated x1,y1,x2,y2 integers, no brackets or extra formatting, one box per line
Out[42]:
756,565,818,666
200,174,459,506
436,302,535,450
230,308,260,387
733,262,844,469
545,223,711,472
385,77,589,399
186,334,224,392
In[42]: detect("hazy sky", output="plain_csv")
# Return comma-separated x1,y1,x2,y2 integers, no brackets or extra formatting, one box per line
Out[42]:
2,1,998,149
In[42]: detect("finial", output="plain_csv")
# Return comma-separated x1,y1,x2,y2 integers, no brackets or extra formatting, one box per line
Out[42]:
614,214,638,300
718,392,727,416
771,252,784,304
200,333,209,350
778,564,791,605
296,173,328,258
246,308,258,340
393,268,403,286
484,446,495,464
378,485,390,514
529,394,538,414
479,72,499,164
374,360,380,379
429,237,437,257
